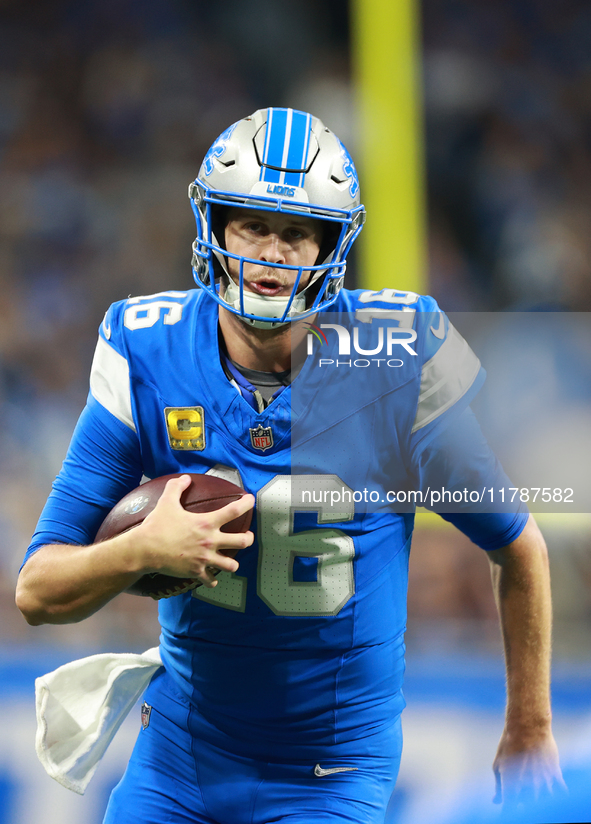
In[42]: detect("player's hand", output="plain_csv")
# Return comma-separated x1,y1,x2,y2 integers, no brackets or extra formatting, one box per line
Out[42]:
135,475,255,586
492,726,567,807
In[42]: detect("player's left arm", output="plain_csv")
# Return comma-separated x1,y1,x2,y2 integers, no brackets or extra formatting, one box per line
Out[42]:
487,514,566,804
406,308,565,802
413,406,565,803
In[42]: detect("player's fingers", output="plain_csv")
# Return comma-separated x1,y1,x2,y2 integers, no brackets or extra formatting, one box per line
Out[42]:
500,772,520,808
199,565,224,588
159,474,192,506
492,767,502,804
211,493,255,526
208,552,241,574
216,528,254,553
534,769,568,801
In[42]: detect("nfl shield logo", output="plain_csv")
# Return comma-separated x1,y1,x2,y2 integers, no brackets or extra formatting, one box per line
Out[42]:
249,424,274,452
141,701,152,730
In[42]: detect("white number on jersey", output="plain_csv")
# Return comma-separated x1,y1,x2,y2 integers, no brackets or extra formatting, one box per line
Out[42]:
358,288,419,305
194,471,355,616
356,289,419,328
124,296,186,330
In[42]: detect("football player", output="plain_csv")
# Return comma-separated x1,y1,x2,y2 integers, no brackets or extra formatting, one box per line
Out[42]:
16,108,564,823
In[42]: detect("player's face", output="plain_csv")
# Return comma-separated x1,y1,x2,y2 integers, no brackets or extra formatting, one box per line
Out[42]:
224,209,323,297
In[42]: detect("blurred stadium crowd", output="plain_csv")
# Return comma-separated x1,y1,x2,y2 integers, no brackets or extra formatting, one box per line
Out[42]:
0,0,590,654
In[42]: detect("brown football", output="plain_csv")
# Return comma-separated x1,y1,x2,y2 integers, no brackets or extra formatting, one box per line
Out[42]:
94,473,252,599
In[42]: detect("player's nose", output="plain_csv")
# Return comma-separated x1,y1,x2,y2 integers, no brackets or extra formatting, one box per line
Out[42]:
259,233,287,264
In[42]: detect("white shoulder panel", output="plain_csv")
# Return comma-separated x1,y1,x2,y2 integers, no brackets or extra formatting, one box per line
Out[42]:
412,324,481,433
89,336,136,431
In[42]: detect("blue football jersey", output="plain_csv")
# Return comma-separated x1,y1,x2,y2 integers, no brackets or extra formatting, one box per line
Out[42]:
24,287,526,759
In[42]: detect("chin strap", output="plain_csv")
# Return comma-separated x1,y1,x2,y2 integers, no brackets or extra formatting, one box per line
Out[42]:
223,279,307,328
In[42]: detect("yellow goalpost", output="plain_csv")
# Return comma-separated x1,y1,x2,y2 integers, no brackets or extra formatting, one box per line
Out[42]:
351,0,427,295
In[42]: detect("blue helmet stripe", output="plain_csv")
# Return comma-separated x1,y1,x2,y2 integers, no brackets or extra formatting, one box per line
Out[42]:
283,109,310,187
260,108,312,188
260,107,286,184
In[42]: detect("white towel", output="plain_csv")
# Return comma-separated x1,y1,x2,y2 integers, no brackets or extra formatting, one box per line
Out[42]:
35,647,163,794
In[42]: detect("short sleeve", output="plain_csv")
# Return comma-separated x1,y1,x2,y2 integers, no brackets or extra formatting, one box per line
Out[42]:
415,406,528,550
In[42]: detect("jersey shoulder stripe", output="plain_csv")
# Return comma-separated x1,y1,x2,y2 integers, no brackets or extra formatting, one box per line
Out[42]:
89,336,135,430
412,323,481,432
90,290,195,428
335,288,484,433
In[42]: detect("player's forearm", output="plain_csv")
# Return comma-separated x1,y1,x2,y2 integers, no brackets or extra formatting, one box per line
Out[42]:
15,533,144,625
488,516,553,740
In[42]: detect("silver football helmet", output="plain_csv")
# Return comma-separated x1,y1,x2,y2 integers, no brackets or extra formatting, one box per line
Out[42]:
189,107,365,327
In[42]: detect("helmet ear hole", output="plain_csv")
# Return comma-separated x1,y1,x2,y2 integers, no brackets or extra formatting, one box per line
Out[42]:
208,205,231,282
210,205,229,253
316,223,341,267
